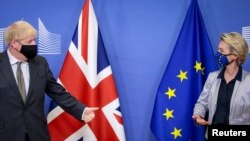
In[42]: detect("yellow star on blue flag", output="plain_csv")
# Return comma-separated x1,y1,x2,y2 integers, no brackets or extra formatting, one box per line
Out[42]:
177,70,188,82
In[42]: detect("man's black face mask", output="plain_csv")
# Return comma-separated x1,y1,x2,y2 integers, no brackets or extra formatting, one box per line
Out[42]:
20,44,38,59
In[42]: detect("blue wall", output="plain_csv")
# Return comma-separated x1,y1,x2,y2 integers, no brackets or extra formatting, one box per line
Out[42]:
1,0,250,141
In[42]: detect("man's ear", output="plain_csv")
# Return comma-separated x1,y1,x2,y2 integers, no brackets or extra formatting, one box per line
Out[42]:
10,39,19,49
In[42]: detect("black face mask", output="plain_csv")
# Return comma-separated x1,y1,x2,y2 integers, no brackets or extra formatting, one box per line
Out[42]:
20,44,38,59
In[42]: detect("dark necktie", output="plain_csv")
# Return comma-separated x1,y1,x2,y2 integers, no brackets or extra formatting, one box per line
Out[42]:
16,62,26,102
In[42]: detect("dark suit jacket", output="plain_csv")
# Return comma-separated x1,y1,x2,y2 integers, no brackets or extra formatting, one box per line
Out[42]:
0,51,85,141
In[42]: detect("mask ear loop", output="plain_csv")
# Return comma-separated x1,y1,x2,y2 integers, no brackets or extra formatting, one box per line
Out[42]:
227,57,235,65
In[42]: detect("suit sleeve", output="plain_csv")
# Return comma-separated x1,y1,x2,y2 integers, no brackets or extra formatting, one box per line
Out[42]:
43,58,85,121
193,72,217,118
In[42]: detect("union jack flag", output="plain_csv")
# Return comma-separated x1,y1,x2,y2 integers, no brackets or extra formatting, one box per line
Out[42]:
47,0,126,140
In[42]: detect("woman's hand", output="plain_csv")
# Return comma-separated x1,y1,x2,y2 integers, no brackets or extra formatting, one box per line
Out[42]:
192,115,209,125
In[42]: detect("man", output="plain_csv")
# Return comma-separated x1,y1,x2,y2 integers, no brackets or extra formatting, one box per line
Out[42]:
0,20,98,141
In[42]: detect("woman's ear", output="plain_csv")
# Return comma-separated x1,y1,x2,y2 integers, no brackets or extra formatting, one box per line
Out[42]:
234,54,238,59
232,54,238,62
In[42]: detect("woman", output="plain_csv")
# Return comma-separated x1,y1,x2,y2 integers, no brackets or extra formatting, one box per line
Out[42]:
192,32,250,126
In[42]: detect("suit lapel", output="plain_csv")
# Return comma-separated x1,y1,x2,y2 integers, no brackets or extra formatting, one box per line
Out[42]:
0,52,23,102
230,79,241,111
26,59,36,103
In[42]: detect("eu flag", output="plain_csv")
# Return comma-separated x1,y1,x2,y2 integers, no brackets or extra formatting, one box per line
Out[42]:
150,0,218,140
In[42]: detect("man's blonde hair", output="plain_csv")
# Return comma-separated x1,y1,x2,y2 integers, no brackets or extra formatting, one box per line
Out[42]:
220,32,249,65
4,20,37,46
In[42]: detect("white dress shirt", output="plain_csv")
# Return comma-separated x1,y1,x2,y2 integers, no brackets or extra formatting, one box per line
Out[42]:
7,49,30,95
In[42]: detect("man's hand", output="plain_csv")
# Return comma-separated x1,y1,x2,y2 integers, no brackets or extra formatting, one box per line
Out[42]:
82,107,99,123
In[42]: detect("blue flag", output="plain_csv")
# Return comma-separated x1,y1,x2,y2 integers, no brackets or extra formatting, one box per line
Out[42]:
150,0,218,140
